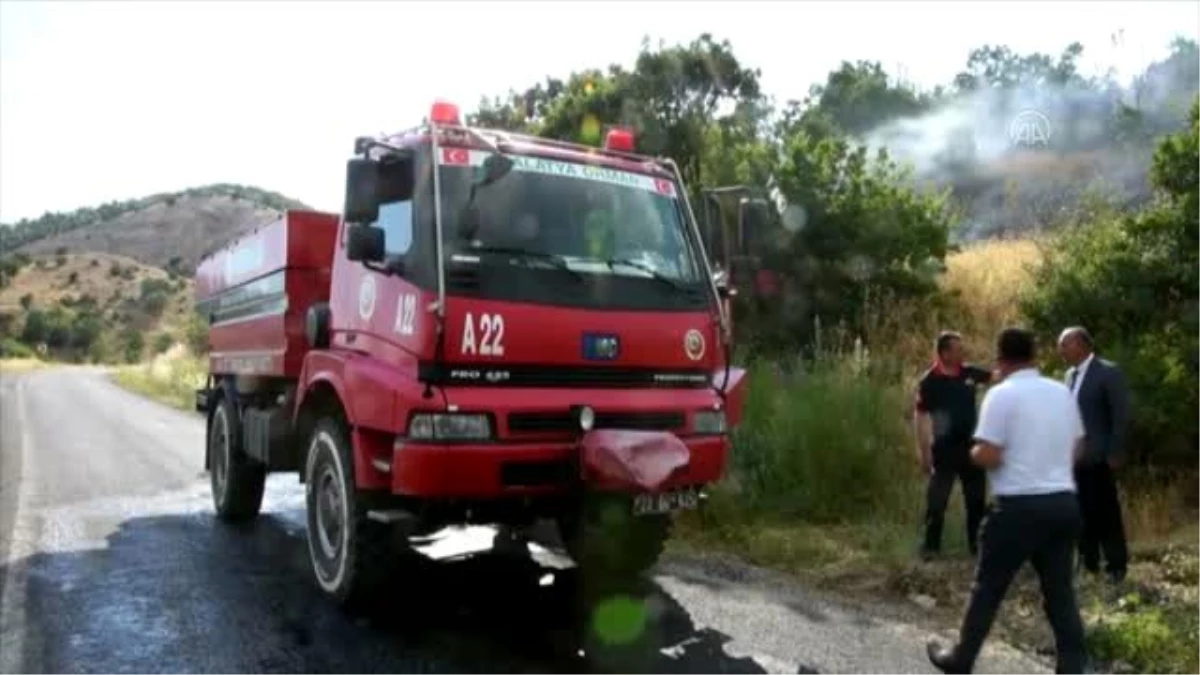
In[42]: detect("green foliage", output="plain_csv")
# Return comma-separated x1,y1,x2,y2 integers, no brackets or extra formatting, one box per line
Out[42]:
758,136,954,352
779,60,934,142
0,337,35,358
0,183,311,254
1022,99,1199,464
0,254,30,288
1087,592,1199,674
17,303,105,358
151,332,174,355
183,310,208,355
724,354,917,522
119,327,144,364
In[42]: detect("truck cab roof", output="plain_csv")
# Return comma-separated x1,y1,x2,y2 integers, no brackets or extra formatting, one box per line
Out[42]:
362,101,677,180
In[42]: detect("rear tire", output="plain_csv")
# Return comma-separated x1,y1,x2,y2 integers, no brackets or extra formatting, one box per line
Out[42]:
304,416,390,609
558,496,671,581
208,395,266,522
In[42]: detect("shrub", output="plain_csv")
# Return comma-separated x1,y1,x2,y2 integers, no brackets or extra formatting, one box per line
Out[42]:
152,332,174,355
727,353,918,523
1021,99,1199,466
0,337,36,359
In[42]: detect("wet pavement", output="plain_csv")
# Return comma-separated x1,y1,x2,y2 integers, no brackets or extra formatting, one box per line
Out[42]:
0,368,1050,674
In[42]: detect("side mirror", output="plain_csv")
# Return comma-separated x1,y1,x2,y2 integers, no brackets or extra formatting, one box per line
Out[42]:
346,224,385,263
713,269,737,299
344,158,381,224
344,154,415,225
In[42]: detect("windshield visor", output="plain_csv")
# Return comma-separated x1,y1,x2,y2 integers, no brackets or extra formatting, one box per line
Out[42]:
436,148,708,311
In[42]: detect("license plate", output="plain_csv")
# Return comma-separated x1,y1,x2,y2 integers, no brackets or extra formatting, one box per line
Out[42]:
632,487,700,516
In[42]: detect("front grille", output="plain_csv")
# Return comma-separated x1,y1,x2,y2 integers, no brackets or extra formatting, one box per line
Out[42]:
418,362,712,389
508,410,685,434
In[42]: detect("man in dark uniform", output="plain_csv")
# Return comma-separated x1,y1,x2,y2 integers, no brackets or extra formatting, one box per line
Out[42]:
913,331,993,558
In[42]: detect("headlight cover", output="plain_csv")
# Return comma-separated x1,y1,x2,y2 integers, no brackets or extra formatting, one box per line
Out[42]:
407,413,493,441
692,409,727,435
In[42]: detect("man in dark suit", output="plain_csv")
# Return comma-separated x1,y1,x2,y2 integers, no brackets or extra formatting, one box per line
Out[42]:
1058,326,1131,583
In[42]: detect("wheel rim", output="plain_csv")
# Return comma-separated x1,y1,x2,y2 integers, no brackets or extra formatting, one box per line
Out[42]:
210,406,229,502
306,431,350,591
315,465,344,560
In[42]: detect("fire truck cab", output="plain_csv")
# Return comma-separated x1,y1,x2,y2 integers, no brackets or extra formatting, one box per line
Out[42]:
195,100,748,607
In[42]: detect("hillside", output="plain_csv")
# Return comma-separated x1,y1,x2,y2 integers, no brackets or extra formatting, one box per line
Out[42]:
2,184,310,273
0,251,194,362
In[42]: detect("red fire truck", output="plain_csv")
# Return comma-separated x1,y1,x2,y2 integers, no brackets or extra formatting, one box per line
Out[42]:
194,100,749,606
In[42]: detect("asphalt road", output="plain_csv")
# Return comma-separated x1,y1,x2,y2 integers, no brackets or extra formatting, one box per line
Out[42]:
0,367,1051,674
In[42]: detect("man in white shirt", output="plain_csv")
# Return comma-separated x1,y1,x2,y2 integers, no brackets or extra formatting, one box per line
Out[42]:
927,327,1087,674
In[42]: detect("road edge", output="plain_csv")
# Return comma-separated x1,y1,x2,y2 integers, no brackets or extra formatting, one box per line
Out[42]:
0,375,34,673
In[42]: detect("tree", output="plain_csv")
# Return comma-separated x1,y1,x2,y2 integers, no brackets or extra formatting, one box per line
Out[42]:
769,135,954,349
21,309,47,345
780,61,933,142
1022,98,1199,465
470,34,766,190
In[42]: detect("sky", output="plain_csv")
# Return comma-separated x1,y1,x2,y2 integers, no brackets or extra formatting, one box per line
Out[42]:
1,0,1196,224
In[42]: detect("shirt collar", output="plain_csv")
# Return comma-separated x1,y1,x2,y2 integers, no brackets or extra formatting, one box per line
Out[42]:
1078,353,1095,372
1008,367,1040,379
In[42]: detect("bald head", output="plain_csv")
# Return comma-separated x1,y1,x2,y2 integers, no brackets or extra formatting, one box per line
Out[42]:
1057,326,1094,366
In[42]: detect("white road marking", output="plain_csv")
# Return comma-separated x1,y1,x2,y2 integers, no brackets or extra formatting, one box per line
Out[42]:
0,378,35,672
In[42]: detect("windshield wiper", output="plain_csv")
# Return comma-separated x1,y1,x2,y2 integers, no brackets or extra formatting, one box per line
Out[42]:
604,257,694,293
468,245,584,281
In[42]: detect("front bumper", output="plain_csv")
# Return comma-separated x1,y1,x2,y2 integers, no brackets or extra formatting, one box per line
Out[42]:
390,434,729,498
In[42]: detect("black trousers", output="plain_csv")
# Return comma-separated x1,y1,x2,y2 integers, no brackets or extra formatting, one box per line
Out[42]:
923,455,987,554
954,492,1086,674
1074,462,1129,575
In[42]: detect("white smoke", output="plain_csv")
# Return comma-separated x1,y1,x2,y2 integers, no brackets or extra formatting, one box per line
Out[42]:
855,49,1196,240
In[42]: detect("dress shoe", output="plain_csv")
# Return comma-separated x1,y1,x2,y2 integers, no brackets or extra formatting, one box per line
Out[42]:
926,638,971,674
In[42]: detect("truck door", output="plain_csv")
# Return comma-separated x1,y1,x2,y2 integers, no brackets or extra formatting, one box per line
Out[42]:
700,187,772,301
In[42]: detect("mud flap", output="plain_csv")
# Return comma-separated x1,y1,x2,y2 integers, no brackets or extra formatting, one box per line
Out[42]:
578,429,690,492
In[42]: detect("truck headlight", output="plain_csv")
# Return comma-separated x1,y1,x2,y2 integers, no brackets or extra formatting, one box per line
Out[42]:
407,413,493,441
692,410,727,435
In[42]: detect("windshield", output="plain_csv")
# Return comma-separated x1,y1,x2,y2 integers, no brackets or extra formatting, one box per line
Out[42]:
434,150,707,311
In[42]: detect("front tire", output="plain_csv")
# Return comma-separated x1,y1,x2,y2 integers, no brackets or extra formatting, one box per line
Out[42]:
304,416,389,608
208,395,266,522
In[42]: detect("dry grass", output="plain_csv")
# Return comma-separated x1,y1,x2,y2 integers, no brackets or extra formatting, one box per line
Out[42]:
943,239,1042,323
0,357,48,374
937,238,1047,363
112,345,205,411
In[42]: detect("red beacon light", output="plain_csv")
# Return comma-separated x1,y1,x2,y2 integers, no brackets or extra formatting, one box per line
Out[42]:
603,127,635,152
430,100,461,125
